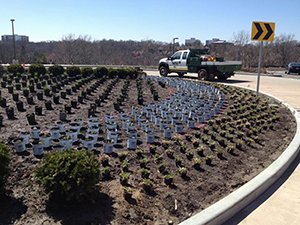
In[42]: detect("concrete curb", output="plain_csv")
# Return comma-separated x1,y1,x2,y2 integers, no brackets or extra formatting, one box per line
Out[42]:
179,89,300,225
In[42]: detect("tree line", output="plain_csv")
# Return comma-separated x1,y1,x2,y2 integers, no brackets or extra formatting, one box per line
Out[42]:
0,32,299,69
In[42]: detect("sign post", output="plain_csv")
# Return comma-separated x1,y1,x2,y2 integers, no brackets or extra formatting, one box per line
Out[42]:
251,21,275,95
256,42,263,95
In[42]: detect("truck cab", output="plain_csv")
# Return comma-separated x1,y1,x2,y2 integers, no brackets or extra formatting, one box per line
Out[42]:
159,50,190,77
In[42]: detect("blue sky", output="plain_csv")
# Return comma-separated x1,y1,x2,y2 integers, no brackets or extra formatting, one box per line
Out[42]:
1,0,299,43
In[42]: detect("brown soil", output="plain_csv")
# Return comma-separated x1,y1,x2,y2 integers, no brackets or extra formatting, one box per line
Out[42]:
0,74,296,225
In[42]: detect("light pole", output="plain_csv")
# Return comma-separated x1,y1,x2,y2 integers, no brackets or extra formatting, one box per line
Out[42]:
10,19,16,63
172,37,178,53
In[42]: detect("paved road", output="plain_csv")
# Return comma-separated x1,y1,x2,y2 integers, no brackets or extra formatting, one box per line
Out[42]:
145,70,300,225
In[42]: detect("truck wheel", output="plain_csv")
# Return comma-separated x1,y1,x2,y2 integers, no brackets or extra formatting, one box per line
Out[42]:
198,69,207,80
159,66,168,77
177,72,184,77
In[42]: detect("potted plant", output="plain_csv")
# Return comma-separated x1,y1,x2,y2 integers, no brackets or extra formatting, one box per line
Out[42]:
23,88,29,97
164,173,174,185
71,100,77,108
119,172,130,186
142,179,154,194
192,157,202,170
103,140,113,154
178,167,188,178
26,95,35,105
26,113,37,125
50,126,60,140
64,104,72,114
12,92,19,101
14,137,26,153
16,101,25,112
0,97,7,107
82,136,94,150
59,135,72,150
123,187,133,201
31,126,41,139
35,106,43,116
53,94,60,104
37,91,43,100
40,132,52,149
32,138,44,156
60,91,67,99
127,136,137,150
5,107,15,120
45,100,53,110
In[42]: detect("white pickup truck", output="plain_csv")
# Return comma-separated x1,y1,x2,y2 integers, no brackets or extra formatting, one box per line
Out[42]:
158,49,242,80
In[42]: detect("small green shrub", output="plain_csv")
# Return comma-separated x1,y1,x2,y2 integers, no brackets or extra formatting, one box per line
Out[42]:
94,67,108,78
7,64,24,75
66,66,81,77
35,149,100,201
81,67,93,77
108,68,118,79
0,142,10,193
29,64,46,75
48,65,64,76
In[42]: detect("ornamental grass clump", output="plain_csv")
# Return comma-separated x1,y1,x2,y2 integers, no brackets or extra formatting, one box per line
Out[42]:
35,149,100,201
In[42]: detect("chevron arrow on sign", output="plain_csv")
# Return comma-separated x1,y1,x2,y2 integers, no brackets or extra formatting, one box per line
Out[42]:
251,21,275,42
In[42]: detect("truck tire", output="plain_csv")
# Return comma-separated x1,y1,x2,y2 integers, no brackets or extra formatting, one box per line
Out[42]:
198,69,207,80
159,66,169,77
177,72,185,77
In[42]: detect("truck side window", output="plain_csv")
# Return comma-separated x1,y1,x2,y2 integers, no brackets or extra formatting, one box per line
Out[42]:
182,52,188,60
171,52,182,60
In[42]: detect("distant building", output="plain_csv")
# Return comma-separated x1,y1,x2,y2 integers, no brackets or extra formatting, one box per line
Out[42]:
185,38,201,45
1,34,29,42
205,38,231,46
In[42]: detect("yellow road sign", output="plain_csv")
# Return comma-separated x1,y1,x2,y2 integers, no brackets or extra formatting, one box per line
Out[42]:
251,21,275,41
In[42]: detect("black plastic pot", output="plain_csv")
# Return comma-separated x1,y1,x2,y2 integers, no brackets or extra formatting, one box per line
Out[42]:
15,82,21,90
12,93,19,101
60,91,67,99
6,107,15,120
51,86,57,93
64,104,72,114
78,96,84,104
26,113,37,125
0,98,7,108
44,88,51,97
16,101,25,112
26,96,35,105
1,81,6,88
59,111,67,121
53,95,60,104
23,89,29,97
71,100,77,108
29,85,35,93
36,82,42,89
37,92,43,101
8,85,14,94
21,81,27,88
45,100,53,110
66,88,72,95
35,106,43,116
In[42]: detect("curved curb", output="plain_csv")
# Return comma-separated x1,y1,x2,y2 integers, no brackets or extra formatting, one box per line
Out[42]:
179,89,300,225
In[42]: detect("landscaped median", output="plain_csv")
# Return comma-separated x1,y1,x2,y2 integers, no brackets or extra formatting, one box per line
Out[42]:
0,66,297,224
179,90,300,225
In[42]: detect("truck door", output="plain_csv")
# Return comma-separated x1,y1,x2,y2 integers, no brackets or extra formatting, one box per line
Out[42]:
180,51,189,71
170,51,182,71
